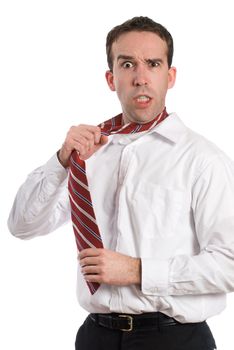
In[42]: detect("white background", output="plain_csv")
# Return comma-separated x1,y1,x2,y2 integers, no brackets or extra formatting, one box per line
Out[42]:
1,0,234,349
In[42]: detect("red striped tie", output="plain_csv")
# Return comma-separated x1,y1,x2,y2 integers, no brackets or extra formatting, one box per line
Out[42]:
68,108,168,294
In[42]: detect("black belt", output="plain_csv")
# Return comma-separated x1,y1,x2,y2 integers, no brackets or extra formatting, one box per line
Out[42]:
89,312,182,332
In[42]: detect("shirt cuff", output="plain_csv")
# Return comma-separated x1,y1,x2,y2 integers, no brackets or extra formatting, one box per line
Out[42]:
44,153,68,183
141,257,169,296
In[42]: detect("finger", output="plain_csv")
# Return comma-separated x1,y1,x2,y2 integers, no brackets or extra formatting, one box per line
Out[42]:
84,274,101,283
79,125,101,134
71,135,89,152
94,128,102,144
64,132,89,151
75,136,94,154
73,131,94,149
79,129,102,150
65,139,84,155
79,256,99,267
74,138,99,156
72,141,88,156
81,265,100,274
78,126,101,145
68,125,99,143
79,248,101,260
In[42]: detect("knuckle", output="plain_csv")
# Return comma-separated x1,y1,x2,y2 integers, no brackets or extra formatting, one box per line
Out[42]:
87,267,92,274
82,257,88,265
69,125,76,133
82,266,87,273
99,266,105,275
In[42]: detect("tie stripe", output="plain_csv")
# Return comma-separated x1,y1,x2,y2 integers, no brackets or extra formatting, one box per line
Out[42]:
70,169,89,191
70,155,88,185
72,221,97,249
69,193,97,224
71,207,102,242
71,210,102,246
69,177,94,211
68,108,168,294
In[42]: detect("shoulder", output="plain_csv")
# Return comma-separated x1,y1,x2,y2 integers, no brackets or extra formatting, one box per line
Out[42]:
168,113,232,161
177,117,234,181
164,113,234,182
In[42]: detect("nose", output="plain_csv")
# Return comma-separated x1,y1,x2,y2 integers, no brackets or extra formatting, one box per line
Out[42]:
132,64,149,86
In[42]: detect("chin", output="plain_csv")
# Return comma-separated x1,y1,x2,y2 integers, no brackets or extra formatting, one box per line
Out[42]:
135,115,154,124
123,111,155,124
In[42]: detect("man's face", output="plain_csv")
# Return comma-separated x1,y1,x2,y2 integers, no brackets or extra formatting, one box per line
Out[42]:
106,31,176,124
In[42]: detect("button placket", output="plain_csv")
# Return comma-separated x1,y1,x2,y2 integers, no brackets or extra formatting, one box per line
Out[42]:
118,145,134,186
114,144,135,254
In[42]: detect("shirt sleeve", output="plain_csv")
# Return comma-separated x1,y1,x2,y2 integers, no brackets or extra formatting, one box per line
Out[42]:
141,154,234,296
7,153,71,239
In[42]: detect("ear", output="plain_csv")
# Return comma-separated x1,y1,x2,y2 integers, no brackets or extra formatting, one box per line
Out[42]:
167,66,177,89
105,70,116,91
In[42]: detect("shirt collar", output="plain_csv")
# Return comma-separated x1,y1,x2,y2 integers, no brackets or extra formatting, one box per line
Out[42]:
149,113,187,143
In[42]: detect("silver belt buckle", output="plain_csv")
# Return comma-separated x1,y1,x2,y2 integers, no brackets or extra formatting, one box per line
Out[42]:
119,315,133,331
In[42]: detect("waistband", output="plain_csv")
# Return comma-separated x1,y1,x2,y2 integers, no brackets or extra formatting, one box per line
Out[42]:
89,312,189,332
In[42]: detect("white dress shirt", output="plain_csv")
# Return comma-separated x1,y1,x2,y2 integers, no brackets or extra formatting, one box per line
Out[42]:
8,113,234,323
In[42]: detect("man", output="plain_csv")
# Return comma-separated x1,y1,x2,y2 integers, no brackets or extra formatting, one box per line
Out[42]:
8,16,234,349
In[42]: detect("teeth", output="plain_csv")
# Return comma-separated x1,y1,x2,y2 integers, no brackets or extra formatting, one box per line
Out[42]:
136,95,150,102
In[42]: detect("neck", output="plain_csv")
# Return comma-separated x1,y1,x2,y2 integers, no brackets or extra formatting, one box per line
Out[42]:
123,109,165,125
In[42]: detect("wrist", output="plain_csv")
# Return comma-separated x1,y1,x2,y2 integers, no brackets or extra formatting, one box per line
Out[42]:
57,149,69,168
131,257,141,285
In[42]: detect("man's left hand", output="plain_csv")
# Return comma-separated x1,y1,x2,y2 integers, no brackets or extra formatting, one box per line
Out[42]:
78,248,141,286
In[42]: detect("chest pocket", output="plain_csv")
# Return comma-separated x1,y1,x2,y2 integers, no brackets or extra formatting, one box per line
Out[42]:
130,181,189,238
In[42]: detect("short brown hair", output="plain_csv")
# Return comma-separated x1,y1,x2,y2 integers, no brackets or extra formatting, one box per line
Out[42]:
106,16,174,71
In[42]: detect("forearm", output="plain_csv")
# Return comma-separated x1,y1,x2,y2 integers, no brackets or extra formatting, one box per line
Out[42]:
8,153,70,239
129,257,141,285
79,248,141,286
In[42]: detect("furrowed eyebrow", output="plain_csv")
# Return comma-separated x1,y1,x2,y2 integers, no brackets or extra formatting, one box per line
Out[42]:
146,58,164,64
117,55,134,61
117,55,164,64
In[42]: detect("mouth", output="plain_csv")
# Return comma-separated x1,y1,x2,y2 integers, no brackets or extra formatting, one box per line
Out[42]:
133,95,152,108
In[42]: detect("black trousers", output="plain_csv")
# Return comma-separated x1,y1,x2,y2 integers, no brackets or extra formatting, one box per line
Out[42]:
75,314,216,350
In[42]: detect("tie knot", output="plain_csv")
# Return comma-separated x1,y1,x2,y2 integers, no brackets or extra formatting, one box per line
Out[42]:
100,108,168,136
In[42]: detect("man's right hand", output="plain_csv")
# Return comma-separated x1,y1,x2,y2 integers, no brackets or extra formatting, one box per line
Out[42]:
58,124,108,168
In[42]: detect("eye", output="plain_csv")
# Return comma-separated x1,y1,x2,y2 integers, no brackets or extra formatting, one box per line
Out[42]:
122,61,134,68
148,60,160,68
